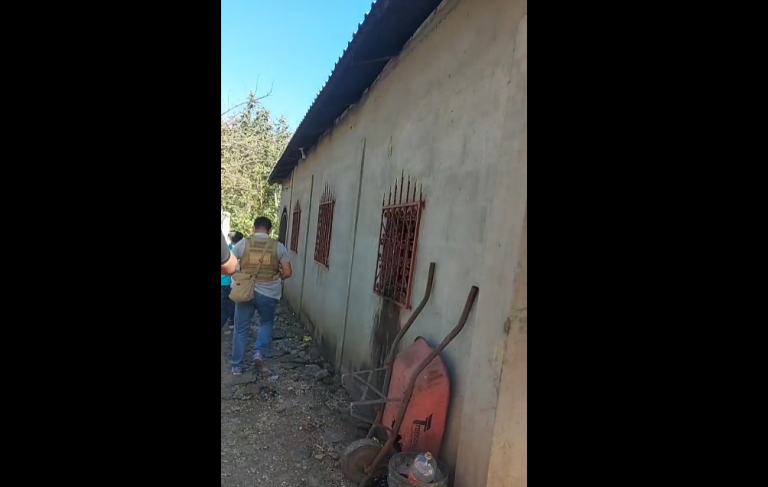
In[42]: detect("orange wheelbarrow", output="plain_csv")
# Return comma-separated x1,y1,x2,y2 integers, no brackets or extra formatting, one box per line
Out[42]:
340,262,479,486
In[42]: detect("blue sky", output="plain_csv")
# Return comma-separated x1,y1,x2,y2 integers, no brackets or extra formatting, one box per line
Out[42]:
221,0,374,129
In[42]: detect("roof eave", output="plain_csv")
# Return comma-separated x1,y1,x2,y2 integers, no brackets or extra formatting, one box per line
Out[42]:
268,0,444,184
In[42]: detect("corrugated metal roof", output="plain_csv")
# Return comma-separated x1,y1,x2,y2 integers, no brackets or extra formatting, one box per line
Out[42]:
268,0,444,184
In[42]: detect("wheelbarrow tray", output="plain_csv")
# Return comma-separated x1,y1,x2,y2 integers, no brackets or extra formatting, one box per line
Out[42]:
383,336,450,455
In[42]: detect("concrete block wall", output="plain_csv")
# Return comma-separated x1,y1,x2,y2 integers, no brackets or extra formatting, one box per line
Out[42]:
278,0,527,484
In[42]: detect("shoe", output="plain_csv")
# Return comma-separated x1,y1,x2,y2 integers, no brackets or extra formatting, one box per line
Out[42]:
231,366,243,376
253,350,264,368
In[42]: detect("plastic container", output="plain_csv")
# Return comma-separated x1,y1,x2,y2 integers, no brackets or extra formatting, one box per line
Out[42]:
387,451,450,487
408,452,437,483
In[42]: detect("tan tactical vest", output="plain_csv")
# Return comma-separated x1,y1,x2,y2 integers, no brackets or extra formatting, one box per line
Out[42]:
240,236,280,282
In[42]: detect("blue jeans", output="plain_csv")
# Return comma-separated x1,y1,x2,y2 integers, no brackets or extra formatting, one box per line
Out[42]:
231,292,279,368
221,286,235,330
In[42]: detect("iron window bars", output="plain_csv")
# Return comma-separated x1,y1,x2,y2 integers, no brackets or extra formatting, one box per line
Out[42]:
314,185,335,267
373,173,425,308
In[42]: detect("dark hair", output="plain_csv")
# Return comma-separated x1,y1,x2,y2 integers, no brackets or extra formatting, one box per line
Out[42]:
231,231,244,243
253,217,272,232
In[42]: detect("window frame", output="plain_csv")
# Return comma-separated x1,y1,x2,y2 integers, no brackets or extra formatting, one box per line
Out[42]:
373,174,425,309
314,185,335,267
290,200,301,253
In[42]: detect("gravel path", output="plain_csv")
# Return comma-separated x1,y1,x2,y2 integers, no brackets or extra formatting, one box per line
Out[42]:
220,304,365,487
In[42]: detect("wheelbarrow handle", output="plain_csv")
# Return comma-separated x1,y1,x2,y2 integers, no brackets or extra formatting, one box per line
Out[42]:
360,285,480,487
367,262,436,440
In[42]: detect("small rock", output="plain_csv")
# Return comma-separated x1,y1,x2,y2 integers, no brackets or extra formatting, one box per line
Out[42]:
260,385,279,397
315,370,330,380
316,407,332,417
291,447,310,461
231,372,256,385
325,401,339,412
304,364,322,374
272,330,287,340
322,429,345,443
275,401,293,413
314,453,326,461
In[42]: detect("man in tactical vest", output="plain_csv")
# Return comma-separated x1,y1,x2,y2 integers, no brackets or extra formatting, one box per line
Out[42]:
229,217,293,375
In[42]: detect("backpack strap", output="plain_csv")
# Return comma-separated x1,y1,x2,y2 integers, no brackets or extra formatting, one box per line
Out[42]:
240,237,251,270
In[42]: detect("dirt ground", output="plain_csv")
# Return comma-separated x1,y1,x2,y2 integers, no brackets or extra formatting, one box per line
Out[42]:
220,304,366,487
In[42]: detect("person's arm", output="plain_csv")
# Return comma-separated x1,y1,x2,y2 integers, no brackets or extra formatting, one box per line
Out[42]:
221,231,237,275
277,243,292,279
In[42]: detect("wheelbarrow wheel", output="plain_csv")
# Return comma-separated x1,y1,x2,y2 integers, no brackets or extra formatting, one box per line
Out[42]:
340,438,389,484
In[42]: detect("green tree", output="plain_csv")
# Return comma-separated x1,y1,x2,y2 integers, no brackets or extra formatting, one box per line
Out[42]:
221,92,291,237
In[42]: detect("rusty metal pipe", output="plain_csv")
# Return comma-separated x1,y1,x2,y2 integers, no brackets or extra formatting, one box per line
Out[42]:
352,375,390,400
367,262,436,440
359,285,479,487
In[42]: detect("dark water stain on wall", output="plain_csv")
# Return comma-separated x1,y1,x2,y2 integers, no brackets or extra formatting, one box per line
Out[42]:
370,299,401,390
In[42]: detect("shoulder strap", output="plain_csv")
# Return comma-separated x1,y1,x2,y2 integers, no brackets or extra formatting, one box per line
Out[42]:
240,238,251,268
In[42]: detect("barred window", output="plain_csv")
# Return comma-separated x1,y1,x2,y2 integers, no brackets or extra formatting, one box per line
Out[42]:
290,201,301,253
373,174,424,308
314,185,335,267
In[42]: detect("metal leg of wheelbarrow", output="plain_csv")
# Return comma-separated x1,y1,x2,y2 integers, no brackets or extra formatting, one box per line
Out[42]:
345,367,401,432
340,367,400,484
366,262,436,441
358,285,479,487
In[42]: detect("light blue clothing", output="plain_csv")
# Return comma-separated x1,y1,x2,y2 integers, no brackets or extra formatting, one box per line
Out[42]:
221,244,233,286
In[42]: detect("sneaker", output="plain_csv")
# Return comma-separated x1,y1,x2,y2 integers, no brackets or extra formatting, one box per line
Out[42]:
231,366,243,376
253,350,264,368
